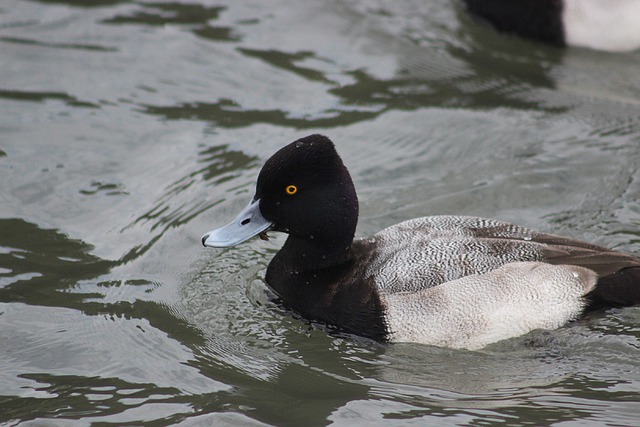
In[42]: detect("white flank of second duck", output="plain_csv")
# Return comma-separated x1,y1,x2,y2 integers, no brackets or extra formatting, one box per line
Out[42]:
563,0,640,52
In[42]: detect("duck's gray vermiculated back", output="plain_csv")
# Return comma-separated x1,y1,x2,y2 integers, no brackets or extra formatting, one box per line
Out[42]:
366,216,549,294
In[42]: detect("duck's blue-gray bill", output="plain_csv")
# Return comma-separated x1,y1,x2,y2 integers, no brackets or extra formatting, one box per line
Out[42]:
202,198,272,248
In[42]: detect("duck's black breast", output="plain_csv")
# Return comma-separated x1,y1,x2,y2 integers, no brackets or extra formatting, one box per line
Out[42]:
265,237,388,341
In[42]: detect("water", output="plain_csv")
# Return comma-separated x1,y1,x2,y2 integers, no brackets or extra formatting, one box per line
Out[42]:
1,0,640,425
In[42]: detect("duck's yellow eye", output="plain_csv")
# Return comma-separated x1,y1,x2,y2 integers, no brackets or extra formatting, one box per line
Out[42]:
285,185,298,195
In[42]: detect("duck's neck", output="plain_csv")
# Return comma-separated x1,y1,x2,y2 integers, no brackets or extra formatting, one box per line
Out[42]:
279,233,354,272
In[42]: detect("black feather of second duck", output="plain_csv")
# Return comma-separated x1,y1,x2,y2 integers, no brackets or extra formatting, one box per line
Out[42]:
202,134,640,348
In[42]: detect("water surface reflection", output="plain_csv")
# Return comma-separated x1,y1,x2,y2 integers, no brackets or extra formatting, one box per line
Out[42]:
1,0,640,425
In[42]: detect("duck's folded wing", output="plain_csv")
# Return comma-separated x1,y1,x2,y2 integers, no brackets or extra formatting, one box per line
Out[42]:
540,244,640,276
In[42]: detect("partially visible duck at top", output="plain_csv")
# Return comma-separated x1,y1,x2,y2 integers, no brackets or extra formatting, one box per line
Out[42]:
462,0,640,52
202,135,640,350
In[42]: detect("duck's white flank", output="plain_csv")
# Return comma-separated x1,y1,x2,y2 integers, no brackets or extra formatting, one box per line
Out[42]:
382,262,597,350
563,0,640,52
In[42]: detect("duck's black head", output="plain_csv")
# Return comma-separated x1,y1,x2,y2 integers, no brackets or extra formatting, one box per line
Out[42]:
202,134,359,267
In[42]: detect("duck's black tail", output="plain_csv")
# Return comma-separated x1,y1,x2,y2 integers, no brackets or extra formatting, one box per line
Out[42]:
588,267,640,311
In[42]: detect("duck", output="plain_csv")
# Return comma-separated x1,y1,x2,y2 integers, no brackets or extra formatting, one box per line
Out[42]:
462,0,640,52
202,134,640,350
